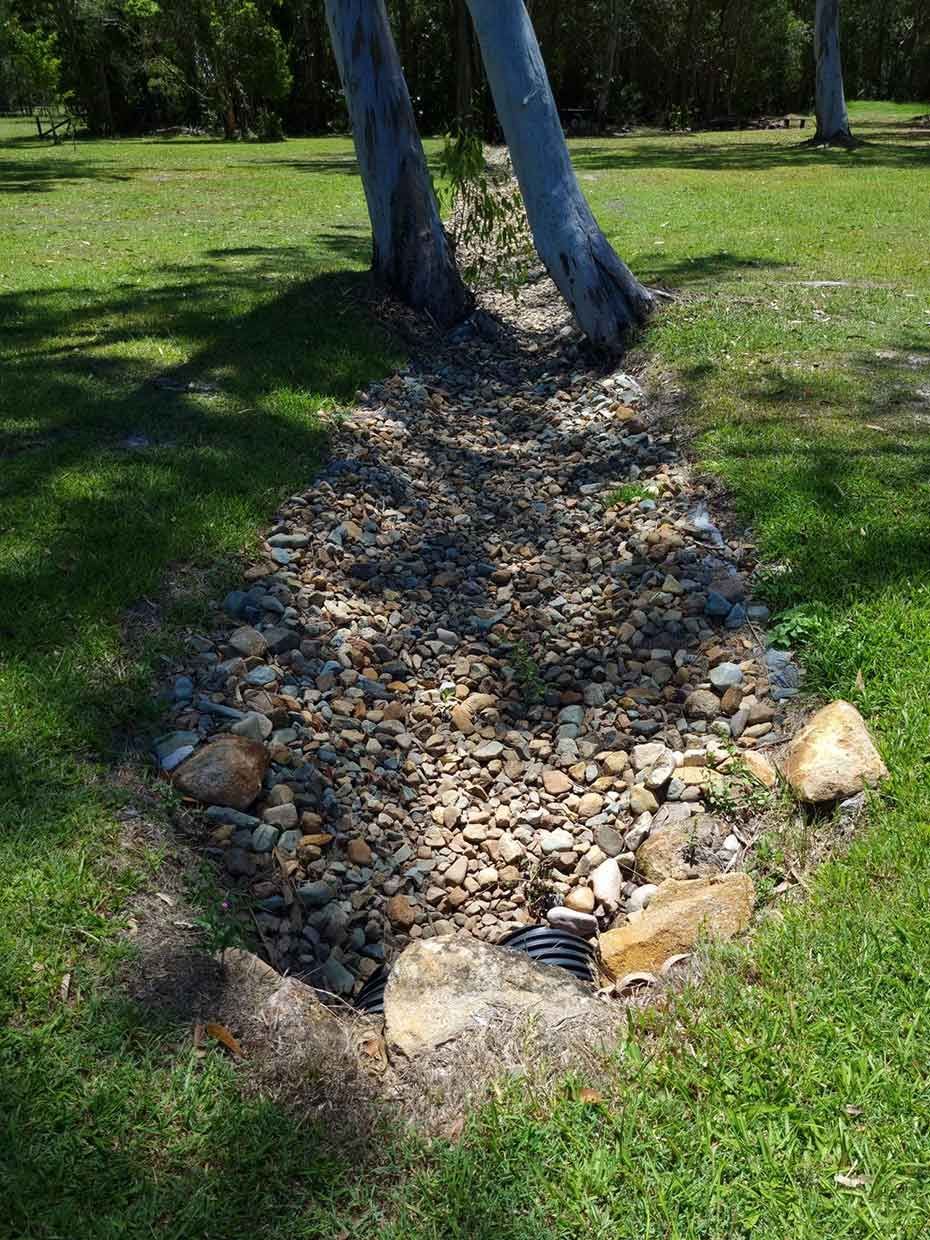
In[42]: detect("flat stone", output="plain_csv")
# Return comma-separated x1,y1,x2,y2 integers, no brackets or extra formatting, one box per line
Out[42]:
541,827,575,853
230,711,273,742
547,906,599,937
632,742,667,771
596,824,625,857
297,881,334,908
263,802,298,828
709,662,743,690
386,893,418,929
474,740,504,761
444,855,469,886
600,874,754,978
543,769,573,795
384,936,601,1057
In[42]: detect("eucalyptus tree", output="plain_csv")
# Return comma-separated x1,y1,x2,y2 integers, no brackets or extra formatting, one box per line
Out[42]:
324,0,472,325
813,0,854,144
464,0,652,348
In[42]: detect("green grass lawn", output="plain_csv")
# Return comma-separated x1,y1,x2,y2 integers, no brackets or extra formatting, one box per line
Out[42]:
2,102,930,1237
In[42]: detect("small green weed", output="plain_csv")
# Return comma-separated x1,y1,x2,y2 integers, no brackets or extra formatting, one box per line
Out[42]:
511,639,546,704
602,482,653,508
187,869,250,955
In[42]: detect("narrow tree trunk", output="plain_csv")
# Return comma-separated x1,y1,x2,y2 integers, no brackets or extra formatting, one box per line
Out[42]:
595,0,621,127
324,0,472,326
814,0,853,144
464,0,652,349
453,0,474,125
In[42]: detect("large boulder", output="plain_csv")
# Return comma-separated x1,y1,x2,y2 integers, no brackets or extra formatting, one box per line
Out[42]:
384,935,601,1058
783,700,887,804
599,874,754,978
173,734,268,809
635,814,723,883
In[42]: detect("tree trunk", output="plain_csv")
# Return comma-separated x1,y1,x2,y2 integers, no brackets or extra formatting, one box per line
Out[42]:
464,0,652,349
453,0,474,125
595,0,621,127
814,0,853,143
324,0,472,327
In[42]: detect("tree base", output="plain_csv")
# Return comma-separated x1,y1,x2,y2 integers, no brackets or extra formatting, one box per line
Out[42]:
800,130,858,149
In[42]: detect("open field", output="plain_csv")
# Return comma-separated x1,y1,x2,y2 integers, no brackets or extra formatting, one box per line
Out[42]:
2,102,929,1236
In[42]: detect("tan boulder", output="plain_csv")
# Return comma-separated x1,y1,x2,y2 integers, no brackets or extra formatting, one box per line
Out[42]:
173,734,268,809
384,935,602,1057
599,874,754,978
784,700,887,804
635,814,722,882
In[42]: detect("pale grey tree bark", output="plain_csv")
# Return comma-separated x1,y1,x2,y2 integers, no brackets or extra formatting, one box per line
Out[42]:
814,0,853,144
324,0,472,326
464,0,652,349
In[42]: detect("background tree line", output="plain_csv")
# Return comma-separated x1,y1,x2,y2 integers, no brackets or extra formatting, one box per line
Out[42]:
2,0,928,138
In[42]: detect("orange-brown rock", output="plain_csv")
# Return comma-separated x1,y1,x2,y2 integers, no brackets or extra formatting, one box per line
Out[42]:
173,735,268,810
599,874,754,978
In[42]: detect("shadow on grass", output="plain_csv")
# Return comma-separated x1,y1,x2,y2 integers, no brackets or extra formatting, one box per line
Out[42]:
674,348,930,609
0,153,133,192
642,250,792,287
571,132,930,172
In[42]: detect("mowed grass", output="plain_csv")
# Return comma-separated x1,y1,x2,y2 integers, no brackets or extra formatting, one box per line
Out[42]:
0,117,402,1237
2,102,930,1237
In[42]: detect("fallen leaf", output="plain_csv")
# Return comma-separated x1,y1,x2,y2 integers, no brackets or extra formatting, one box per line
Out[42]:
835,1170,869,1189
844,1104,864,1117
855,669,865,693
205,1022,245,1058
59,972,71,1003
578,1088,604,1105
443,1116,465,1143
864,424,886,432
155,892,175,907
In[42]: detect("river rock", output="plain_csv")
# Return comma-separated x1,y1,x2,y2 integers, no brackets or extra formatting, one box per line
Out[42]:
783,700,888,804
590,857,622,907
173,735,268,809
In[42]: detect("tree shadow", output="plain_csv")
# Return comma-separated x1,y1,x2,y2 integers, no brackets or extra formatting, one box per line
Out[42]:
675,348,930,607
642,250,792,287
0,154,133,193
571,133,930,172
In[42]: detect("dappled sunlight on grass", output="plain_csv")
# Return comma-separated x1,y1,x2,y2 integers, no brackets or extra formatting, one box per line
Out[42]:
3,103,930,1237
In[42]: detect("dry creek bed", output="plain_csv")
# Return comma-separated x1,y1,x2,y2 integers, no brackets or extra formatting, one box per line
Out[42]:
155,285,804,1000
